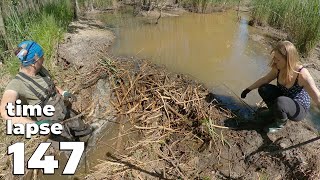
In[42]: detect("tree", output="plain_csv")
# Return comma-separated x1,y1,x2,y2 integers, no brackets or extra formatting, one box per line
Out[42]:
72,0,80,20
89,0,94,11
0,2,6,37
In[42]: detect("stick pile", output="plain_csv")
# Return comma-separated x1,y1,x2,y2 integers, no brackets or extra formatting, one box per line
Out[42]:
86,57,234,179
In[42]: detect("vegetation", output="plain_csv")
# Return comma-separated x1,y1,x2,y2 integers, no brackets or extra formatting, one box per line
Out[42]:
251,0,320,55
0,0,73,75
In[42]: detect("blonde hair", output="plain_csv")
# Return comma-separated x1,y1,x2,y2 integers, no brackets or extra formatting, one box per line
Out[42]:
269,41,300,84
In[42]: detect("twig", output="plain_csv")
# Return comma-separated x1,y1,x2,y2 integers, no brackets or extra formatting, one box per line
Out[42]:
125,103,140,114
164,143,187,179
221,82,255,112
134,125,175,132
61,111,87,124
269,136,320,155
165,103,184,120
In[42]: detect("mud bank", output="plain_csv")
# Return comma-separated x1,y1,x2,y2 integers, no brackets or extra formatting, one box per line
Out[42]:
52,11,320,179
56,19,117,148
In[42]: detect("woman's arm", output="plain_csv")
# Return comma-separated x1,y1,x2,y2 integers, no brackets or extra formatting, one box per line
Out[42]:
0,90,35,124
246,68,278,90
299,69,320,106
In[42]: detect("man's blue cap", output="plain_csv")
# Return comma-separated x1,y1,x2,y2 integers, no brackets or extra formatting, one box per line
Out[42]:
16,40,44,67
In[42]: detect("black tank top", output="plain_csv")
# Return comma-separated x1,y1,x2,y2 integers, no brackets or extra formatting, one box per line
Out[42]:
277,67,311,110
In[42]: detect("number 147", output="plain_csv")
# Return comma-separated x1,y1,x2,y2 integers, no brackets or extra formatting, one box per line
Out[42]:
8,142,84,175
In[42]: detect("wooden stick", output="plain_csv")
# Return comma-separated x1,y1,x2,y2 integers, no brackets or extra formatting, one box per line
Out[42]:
164,143,188,179
165,103,184,120
61,111,87,124
134,125,175,132
269,136,320,155
125,103,140,114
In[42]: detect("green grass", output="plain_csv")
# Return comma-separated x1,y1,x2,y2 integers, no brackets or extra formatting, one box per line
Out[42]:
0,0,73,75
202,118,231,148
251,0,320,55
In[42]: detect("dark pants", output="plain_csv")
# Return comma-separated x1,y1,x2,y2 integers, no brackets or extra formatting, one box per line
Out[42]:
258,84,307,121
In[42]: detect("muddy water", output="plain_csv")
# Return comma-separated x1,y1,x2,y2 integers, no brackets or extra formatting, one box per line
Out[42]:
104,11,271,115
102,10,320,129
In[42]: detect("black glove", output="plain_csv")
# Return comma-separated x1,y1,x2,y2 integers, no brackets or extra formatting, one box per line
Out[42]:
241,88,251,98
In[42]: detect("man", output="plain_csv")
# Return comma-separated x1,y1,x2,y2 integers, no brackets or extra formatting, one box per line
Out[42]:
0,40,92,141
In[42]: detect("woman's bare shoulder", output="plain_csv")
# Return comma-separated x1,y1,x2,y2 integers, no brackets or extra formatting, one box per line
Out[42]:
299,67,315,84
300,67,311,77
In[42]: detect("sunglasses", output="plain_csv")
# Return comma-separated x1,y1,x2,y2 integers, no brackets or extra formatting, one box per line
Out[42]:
16,42,35,62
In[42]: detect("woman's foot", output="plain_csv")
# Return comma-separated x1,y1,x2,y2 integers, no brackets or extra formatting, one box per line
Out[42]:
263,118,288,133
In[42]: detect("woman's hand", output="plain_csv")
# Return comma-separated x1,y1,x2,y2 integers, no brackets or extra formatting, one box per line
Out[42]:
242,68,278,97
241,88,251,98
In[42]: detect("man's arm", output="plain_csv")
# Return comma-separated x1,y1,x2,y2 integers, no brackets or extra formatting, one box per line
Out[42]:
0,90,35,124
55,86,64,95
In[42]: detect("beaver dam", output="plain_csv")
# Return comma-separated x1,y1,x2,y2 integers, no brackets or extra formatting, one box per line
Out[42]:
72,55,319,179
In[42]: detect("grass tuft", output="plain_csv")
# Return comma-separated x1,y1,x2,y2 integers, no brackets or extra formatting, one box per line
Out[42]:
251,0,320,55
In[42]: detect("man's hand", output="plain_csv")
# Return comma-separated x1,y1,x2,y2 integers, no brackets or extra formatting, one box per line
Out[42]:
35,120,53,125
62,91,77,102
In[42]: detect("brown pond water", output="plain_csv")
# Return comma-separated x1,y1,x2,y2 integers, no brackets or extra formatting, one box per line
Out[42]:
105,10,271,115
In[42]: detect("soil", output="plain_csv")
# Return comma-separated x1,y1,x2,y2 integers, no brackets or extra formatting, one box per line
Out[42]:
1,4,319,180
55,18,117,145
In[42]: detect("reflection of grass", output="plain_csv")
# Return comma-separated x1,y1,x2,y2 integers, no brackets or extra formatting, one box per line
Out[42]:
183,0,239,13
252,0,320,55
78,0,114,10
202,118,231,148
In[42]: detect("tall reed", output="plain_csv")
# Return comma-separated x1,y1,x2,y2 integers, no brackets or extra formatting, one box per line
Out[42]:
252,0,320,55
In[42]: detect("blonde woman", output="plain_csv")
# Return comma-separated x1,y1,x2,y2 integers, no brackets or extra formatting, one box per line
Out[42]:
241,41,320,133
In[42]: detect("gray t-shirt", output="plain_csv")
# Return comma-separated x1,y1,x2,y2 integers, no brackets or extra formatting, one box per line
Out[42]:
5,67,53,106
